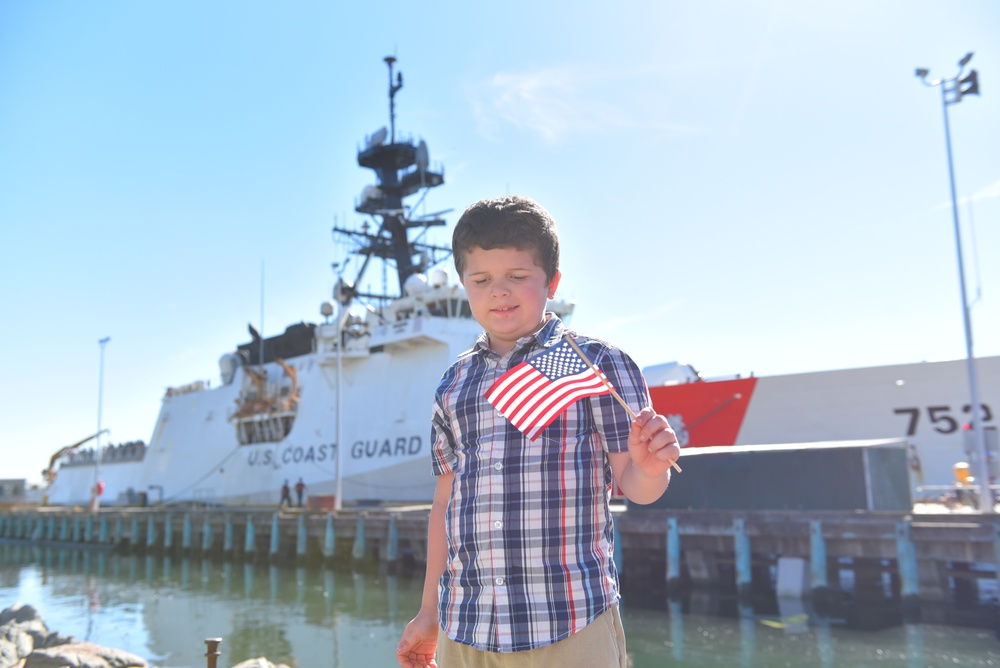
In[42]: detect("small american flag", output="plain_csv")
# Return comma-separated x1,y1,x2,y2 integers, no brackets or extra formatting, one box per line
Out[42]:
485,339,614,440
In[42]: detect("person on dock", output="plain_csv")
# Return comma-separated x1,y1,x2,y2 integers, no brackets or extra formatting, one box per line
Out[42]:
280,480,292,508
294,477,306,508
396,195,680,668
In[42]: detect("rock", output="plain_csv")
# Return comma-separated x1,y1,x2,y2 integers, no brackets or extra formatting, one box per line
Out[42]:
23,642,147,668
1,626,35,665
1,604,53,668
0,605,40,627
1,605,144,668
2,604,66,649
0,603,303,668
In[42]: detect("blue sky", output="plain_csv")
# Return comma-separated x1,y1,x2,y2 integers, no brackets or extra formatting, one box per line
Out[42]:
2,1,998,482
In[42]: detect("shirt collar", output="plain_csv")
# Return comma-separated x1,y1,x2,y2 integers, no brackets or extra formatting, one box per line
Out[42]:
465,312,567,360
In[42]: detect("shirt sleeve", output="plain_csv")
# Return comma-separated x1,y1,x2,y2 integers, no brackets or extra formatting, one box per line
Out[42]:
430,396,458,476
585,340,651,453
430,365,461,476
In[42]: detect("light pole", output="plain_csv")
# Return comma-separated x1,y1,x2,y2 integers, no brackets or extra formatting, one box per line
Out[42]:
915,53,992,512
92,336,111,512
335,302,343,512
332,268,352,512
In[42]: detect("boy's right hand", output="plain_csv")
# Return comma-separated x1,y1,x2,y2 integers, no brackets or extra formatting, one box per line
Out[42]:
396,608,439,668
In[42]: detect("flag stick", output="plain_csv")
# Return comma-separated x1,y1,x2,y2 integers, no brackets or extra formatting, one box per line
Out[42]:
563,334,681,473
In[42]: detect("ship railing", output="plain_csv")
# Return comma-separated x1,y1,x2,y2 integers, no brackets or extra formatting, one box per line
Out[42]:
165,380,207,397
59,448,98,467
915,483,1000,510
315,323,371,357
99,441,147,464
368,315,466,350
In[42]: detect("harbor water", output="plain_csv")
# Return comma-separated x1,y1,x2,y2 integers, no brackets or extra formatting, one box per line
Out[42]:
1,544,998,667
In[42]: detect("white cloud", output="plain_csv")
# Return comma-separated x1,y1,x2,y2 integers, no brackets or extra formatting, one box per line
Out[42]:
935,176,1000,209
483,68,626,144
472,67,702,144
971,177,1000,202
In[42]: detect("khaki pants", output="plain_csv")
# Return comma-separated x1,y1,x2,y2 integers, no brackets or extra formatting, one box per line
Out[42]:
436,605,627,667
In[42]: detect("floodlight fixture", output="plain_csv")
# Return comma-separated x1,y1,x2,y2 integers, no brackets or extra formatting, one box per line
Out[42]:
958,70,980,100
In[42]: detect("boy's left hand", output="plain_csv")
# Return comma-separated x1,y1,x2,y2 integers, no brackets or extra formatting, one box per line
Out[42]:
628,407,681,477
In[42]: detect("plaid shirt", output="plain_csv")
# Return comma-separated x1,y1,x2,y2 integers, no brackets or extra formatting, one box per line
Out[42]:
430,315,651,652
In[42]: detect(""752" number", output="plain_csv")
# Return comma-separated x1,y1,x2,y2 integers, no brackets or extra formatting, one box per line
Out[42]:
893,404,994,437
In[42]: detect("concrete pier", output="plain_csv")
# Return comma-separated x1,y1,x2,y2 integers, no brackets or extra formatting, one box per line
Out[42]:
616,508,1000,610
0,505,431,569
2,505,998,611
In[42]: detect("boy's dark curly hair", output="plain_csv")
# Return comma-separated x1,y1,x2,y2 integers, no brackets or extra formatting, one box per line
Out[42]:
452,195,560,282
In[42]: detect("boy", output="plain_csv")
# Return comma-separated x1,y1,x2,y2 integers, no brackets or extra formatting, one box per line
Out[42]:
396,195,680,667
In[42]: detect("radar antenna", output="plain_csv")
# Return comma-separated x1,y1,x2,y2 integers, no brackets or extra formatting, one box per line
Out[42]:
385,56,403,143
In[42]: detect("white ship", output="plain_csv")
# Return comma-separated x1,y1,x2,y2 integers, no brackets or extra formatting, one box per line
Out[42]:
44,57,573,507
43,58,999,509
645,356,1000,501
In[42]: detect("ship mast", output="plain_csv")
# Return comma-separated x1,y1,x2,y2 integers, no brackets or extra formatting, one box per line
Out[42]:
385,55,402,144
333,57,450,309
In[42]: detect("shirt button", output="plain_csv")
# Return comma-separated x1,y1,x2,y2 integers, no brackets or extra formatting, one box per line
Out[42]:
494,462,503,471
493,520,503,529
495,577,505,586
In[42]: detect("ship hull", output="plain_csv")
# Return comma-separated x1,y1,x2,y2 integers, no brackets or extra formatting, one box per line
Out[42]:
650,355,1000,495
50,353,999,507
47,316,482,507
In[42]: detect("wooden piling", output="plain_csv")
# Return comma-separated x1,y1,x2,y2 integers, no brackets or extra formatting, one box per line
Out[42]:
146,515,157,550
295,515,307,561
733,518,751,599
666,516,681,593
269,514,280,561
809,519,828,590
895,520,920,617
223,515,234,556
323,513,336,560
351,514,366,562
182,514,193,552
244,516,256,557
201,516,213,553
164,514,174,552
386,514,399,563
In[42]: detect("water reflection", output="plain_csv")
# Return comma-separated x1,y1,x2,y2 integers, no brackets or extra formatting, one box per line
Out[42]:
739,601,754,667
669,597,683,661
0,544,998,667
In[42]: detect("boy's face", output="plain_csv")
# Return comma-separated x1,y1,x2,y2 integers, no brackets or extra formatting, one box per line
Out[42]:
461,245,561,356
